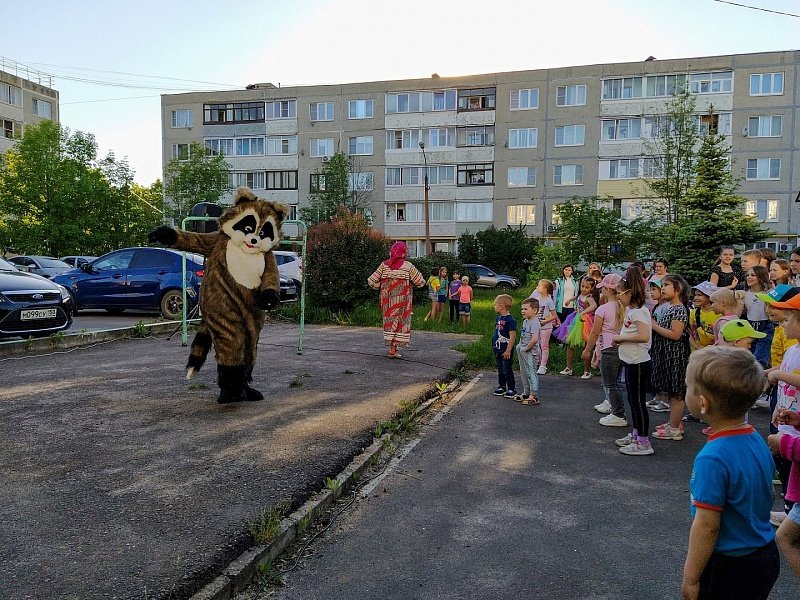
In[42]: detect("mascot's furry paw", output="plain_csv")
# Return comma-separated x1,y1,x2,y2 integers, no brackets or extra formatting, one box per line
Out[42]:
218,387,247,404
256,288,280,310
148,225,178,245
244,385,264,402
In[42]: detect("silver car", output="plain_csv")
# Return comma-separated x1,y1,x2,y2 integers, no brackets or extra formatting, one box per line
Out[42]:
8,255,72,279
273,250,303,291
462,263,520,289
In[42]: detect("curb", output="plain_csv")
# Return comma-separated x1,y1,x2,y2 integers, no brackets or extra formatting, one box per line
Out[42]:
189,373,473,600
0,320,199,358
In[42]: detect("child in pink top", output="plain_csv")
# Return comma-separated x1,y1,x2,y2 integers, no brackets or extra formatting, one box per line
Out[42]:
458,276,473,324
769,408,800,576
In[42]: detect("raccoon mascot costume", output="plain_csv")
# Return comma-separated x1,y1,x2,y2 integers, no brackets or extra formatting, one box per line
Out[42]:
148,187,289,404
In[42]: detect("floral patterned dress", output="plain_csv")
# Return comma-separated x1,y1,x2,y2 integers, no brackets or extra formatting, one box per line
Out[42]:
368,261,425,347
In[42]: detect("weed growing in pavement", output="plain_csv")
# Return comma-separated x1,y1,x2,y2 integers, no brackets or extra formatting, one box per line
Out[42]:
48,331,65,348
435,381,449,396
289,373,310,388
188,382,209,390
249,502,290,544
25,336,34,350
374,423,384,438
324,477,341,495
131,321,149,338
79,328,89,334
381,437,394,452
298,514,312,533
256,561,285,589
448,365,470,382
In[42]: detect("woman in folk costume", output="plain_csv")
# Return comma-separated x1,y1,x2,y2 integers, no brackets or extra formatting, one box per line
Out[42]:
368,242,426,358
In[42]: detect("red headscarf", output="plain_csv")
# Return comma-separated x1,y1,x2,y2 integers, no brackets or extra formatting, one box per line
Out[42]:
384,242,407,270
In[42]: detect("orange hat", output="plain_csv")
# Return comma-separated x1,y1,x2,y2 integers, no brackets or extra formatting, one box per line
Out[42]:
770,293,800,311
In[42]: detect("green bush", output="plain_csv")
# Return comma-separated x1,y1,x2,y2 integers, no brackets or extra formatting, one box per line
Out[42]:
457,226,539,285
305,209,391,311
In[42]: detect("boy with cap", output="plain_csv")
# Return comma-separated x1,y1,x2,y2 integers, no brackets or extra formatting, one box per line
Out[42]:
720,319,767,349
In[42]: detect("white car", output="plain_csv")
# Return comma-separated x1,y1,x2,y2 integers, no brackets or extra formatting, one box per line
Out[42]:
273,250,303,291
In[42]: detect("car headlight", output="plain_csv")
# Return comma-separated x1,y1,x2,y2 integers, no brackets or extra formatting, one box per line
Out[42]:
58,285,71,301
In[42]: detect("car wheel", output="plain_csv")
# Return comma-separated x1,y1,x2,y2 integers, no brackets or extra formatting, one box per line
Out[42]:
160,290,184,320
105,308,126,315
496,282,511,290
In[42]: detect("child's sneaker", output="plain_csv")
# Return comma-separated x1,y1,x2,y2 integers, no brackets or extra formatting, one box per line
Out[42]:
770,511,787,527
493,387,506,396
559,367,573,376
702,426,713,436
594,399,612,414
599,414,628,427
580,371,592,380
504,389,517,399
619,441,654,456
615,433,636,447
512,394,525,402
536,365,547,375
652,424,683,440
645,398,660,408
650,400,671,412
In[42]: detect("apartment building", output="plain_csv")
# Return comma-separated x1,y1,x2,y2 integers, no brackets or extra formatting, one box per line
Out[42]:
0,59,59,153
161,50,800,256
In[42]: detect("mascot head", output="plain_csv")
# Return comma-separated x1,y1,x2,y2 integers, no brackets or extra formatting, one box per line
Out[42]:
220,187,290,254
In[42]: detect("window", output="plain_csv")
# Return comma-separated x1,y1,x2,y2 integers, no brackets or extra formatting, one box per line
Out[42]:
429,128,455,148
236,137,265,156
507,205,535,225
457,163,493,186
608,159,640,179
349,99,374,119
171,144,190,160
458,126,494,147
266,100,297,119
510,88,539,110
2,119,22,139
386,203,412,222
171,109,193,128
32,98,52,118
750,73,784,96
429,202,455,221
601,118,641,141
642,157,663,178
748,116,782,138
266,171,297,190
554,164,584,186
689,71,732,94
746,158,780,180
555,124,585,146
385,166,455,186
457,202,492,222
231,172,266,189
266,135,297,155
745,199,779,222
205,138,234,156
348,136,373,156
646,74,686,97
309,102,334,121
602,77,643,100
134,250,175,270
0,84,22,107
349,172,374,192
508,128,537,149
457,88,496,111
310,138,334,158
507,167,536,187
697,113,732,136
310,173,326,192
385,90,456,113
204,102,265,124
427,165,456,185
556,84,586,107
386,129,422,150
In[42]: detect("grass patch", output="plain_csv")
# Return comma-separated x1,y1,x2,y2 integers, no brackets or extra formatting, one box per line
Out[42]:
249,502,291,544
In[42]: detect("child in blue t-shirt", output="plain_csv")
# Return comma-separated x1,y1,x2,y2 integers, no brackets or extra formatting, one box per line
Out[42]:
681,346,779,600
492,294,517,398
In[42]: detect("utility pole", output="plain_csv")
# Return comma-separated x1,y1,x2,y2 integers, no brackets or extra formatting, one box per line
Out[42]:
419,140,431,255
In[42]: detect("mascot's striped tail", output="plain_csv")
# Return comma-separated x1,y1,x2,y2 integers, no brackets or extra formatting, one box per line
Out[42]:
186,324,213,380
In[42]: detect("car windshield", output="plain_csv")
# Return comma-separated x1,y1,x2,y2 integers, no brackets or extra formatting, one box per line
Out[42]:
36,257,71,268
0,257,18,271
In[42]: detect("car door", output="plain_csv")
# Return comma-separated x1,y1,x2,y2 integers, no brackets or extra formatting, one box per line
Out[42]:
472,266,495,288
126,249,177,309
79,250,136,307
9,256,35,273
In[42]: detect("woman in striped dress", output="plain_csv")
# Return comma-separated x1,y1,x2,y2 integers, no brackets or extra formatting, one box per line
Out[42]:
368,242,426,358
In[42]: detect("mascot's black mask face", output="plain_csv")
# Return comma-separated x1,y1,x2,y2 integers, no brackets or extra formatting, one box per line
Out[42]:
223,209,279,255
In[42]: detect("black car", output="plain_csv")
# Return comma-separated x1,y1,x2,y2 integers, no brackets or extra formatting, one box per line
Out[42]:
0,257,74,338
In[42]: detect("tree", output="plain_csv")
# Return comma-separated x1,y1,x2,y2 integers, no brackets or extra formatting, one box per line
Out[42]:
457,225,539,283
163,142,231,224
665,130,767,282
640,90,700,225
300,152,374,226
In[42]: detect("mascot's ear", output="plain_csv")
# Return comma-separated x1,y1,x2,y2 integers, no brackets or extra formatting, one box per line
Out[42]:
272,201,291,223
233,187,258,205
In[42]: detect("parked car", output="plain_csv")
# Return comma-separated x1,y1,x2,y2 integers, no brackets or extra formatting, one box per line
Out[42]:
8,255,72,278
60,255,97,269
279,276,298,303
53,247,204,320
462,264,521,289
0,256,74,338
273,250,303,291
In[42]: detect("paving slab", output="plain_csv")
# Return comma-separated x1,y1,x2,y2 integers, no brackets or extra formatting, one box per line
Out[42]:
0,324,472,599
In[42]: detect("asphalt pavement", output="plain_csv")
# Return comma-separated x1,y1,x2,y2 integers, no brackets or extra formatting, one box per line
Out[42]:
0,324,472,599
250,374,798,600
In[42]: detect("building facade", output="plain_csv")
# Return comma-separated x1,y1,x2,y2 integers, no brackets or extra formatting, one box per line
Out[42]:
0,60,59,153
161,50,800,256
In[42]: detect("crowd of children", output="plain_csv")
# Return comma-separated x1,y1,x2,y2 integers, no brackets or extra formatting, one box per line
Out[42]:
480,248,800,596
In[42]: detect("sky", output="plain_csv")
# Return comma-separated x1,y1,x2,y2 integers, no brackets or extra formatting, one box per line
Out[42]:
5,0,800,185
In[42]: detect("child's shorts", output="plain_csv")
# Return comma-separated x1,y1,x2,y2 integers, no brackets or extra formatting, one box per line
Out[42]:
459,302,471,314
789,502,800,526
428,291,438,302
437,295,446,304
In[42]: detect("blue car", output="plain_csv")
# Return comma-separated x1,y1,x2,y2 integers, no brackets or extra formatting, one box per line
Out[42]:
53,247,203,320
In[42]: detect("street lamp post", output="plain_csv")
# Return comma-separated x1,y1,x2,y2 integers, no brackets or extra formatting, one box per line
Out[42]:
419,141,431,255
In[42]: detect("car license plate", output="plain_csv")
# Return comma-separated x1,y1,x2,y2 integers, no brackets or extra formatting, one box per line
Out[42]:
21,308,57,320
